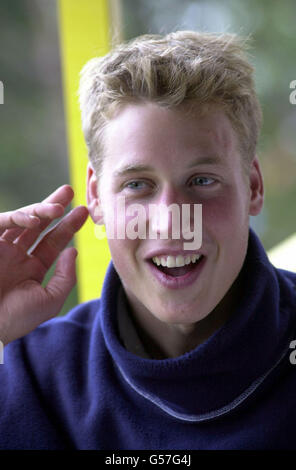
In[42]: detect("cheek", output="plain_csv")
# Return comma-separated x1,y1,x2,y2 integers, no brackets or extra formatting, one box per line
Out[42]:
107,238,131,282
202,188,249,237
103,196,146,240
100,195,134,270
107,236,145,298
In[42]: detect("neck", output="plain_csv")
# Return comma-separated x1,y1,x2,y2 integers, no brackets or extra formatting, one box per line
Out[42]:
125,275,243,360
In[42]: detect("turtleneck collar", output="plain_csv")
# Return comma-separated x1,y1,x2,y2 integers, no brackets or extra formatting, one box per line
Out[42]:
100,228,296,422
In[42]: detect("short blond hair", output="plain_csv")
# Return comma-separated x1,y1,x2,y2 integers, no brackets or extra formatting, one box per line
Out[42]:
79,30,262,176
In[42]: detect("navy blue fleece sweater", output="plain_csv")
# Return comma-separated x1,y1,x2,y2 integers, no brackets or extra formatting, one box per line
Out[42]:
0,228,296,450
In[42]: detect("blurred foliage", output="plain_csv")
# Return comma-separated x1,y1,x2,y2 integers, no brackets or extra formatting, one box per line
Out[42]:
120,0,296,250
0,0,295,315
0,0,69,208
0,0,77,315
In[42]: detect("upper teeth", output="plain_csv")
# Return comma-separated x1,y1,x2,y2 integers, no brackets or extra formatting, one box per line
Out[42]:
152,253,201,268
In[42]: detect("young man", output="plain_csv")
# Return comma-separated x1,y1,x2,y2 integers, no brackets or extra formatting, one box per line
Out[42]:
0,31,295,450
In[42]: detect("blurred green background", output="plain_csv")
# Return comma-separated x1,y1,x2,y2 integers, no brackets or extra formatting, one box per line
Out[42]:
0,0,295,315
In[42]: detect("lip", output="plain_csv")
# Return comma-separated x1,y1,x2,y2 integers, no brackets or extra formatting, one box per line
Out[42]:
145,248,204,260
146,255,206,290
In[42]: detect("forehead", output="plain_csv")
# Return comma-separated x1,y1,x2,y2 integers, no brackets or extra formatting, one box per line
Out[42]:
102,102,240,172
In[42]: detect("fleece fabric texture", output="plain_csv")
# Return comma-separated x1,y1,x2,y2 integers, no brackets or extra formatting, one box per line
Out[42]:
0,228,296,450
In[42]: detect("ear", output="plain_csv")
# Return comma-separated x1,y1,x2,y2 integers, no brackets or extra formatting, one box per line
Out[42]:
248,156,264,216
86,163,104,224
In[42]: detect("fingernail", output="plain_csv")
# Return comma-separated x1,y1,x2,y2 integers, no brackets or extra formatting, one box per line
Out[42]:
29,215,39,221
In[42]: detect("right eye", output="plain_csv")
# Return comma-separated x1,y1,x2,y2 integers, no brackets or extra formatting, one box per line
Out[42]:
125,181,147,190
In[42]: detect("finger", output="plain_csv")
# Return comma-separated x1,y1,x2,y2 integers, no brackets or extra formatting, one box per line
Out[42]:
0,211,40,235
3,185,74,245
16,185,75,245
12,226,42,251
25,184,75,238
30,206,89,270
0,184,73,232
1,228,23,242
42,184,74,206
9,203,66,248
2,247,79,344
12,184,73,220
43,247,78,318
1,204,64,243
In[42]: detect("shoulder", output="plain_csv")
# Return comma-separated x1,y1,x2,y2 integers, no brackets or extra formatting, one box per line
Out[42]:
31,297,101,343
0,298,106,449
3,298,103,371
277,267,296,286
274,266,296,309
41,297,102,335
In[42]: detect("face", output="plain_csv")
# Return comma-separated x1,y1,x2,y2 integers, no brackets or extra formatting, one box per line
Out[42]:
87,102,263,328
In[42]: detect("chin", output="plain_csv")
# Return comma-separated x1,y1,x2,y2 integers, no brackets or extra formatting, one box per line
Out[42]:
150,299,210,325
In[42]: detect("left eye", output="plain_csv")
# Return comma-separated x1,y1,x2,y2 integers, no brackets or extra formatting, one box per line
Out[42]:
125,181,147,190
191,176,215,186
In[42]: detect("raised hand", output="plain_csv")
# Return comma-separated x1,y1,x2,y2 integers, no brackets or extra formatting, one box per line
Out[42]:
0,185,89,346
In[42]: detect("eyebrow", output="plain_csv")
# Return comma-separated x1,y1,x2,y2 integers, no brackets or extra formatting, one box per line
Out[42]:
187,155,223,168
114,163,154,177
114,155,223,177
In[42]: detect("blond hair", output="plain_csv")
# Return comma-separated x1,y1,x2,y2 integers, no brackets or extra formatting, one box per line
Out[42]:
79,30,262,176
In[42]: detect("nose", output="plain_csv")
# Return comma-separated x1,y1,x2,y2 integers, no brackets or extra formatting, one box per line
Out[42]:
148,186,199,243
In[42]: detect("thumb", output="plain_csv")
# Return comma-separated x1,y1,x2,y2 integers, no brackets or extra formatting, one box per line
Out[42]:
44,246,78,315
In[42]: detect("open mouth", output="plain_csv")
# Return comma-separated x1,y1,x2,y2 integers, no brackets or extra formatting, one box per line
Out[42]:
146,252,206,289
150,254,204,278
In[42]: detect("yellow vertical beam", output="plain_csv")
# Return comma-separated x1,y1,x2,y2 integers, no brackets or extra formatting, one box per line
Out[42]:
57,0,111,302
